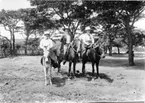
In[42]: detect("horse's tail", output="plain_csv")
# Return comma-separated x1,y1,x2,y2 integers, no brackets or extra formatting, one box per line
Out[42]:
51,59,59,68
40,56,59,68
40,57,44,65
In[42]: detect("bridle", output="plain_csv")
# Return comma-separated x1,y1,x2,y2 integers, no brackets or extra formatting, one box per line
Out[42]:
68,40,78,53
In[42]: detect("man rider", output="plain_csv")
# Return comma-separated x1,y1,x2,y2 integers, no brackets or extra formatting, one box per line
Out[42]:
77,26,95,57
39,31,54,62
62,28,71,64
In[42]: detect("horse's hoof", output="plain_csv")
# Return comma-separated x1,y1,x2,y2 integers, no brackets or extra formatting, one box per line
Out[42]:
67,78,71,81
91,78,95,81
96,76,100,79
57,72,61,76
45,82,48,86
73,76,76,79
50,82,52,85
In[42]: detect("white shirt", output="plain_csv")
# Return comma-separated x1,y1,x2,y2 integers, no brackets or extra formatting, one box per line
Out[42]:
39,39,54,50
79,33,94,45
63,33,71,44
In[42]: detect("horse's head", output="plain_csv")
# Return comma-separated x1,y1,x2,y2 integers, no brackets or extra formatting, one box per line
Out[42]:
60,35,67,45
72,38,80,49
93,43,106,58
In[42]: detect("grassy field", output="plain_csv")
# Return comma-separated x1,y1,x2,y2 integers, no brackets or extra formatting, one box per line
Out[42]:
0,52,145,103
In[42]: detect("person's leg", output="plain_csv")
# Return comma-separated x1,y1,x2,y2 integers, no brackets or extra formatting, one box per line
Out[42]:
49,49,58,65
43,50,49,62
77,40,81,60
63,44,69,65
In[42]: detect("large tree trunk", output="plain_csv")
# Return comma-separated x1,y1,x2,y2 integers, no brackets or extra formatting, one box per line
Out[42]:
9,42,13,56
25,37,29,55
117,46,120,54
128,32,135,66
108,40,113,56
12,33,16,55
24,30,30,55
108,46,112,56
10,29,16,56
126,19,135,66
10,31,14,56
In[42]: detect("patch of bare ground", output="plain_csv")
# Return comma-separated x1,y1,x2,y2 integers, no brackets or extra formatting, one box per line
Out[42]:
0,52,145,103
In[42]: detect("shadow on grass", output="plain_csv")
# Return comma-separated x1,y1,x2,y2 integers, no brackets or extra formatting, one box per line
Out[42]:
51,76,68,87
60,71,114,83
100,57,145,70
85,72,113,83
0,57,6,59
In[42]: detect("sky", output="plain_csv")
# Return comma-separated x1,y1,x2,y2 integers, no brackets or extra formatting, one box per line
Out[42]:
0,0,145,39
0,0,31,10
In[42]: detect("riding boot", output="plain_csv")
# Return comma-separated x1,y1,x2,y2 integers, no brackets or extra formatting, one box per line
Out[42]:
77,53,81,62
63,52,68,65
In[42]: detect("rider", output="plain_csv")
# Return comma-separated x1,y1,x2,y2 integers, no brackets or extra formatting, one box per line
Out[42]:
39,31,54,62
62,27,71,64
77,26,95,57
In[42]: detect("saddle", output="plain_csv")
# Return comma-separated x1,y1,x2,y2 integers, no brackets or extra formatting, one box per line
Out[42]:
41,48,59,68
82,44,93,55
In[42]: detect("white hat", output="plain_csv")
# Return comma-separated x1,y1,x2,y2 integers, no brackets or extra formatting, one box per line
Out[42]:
76,30,82,34
44,31,50,36
55,30,60,34
85,27,91,31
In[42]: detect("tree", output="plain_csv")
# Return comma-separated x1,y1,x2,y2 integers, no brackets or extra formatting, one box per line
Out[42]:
29,0,145,65
27,38,40,55
29,0,94,41
117,1,145,65
88,1,145,65
112,38,123,54
0,35,10,57
0,9,21,55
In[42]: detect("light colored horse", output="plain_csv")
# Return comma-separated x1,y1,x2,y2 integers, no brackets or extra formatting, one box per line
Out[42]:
40,37,67,85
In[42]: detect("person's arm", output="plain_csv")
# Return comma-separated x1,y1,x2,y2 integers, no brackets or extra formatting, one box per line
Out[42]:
39,40,46,50
46,39,54,50
91,35,95,44
39,40,44,49
49,40,54,48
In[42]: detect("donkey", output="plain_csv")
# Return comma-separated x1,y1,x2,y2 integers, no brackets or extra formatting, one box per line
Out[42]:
64,38,80,78
40,36,66,85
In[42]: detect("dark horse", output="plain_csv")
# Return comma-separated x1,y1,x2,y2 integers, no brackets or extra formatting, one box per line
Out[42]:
64,38,80,78
81,43,105,78
40,37,66,85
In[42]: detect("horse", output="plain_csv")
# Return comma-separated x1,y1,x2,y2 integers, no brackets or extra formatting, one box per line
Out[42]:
64,38,80,78
81,42,105,78
40,36,66,85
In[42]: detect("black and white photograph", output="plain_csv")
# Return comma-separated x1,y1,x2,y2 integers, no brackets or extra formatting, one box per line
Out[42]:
0,0,145,103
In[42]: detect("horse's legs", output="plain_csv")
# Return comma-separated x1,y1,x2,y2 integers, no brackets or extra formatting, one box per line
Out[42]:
43,66,48,85
57,62,61,73
68,62,72,77
92,62,95,76
73,62,76,76
96,61,99,78
82,62,86,75
48,65,52,85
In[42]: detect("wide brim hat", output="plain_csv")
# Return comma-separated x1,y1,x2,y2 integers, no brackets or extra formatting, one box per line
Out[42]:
44,31,51,36
85,27,91,31
64,27,69,31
